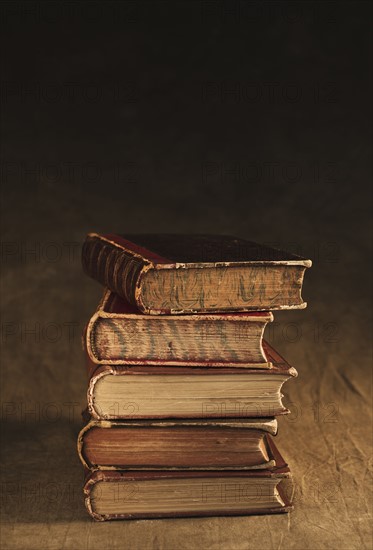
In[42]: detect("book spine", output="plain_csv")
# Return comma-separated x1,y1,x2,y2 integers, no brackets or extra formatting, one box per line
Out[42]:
82,235,149,309
84,470,108,521
78,423,90,469
87,366,115,419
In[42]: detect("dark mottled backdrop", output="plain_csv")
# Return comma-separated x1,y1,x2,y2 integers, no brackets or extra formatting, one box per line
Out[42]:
1,1,371,549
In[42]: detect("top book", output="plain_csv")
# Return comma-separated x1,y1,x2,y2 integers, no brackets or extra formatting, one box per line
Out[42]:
82,233,311,315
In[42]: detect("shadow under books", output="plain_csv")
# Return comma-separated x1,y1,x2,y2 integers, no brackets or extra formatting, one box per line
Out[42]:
0,418,87,524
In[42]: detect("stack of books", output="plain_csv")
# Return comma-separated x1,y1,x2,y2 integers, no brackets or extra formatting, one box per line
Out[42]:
78,233,311,521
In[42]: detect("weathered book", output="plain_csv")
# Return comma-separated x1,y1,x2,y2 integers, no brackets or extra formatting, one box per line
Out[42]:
86,341,297,419
78,419,278,471
82,233,311,314
86,290,273,367
83,437,293,520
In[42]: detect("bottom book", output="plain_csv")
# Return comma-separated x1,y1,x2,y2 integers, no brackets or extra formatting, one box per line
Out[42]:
83,438,293,521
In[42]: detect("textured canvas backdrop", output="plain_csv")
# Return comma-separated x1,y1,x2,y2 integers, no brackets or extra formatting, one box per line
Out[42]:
1,2,371,549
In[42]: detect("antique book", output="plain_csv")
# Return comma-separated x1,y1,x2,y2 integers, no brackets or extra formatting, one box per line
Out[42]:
83,437,293,521
78,419,278,471
82,233,311,314
85,290,273,367
86,341,297,419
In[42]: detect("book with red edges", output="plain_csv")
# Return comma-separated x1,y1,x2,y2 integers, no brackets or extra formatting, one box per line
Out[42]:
85,290,274,368
78,419,278,471
82,233,311,314
83,436,293,521
85,340,296,420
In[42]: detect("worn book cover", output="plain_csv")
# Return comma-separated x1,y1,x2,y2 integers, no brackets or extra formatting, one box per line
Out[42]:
78,419,278,471
85,289,274,367
83,436,293,521
85,340,297,420
82,233,311,314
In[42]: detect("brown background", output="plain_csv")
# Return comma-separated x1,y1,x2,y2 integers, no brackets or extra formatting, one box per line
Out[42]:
1,1,372,549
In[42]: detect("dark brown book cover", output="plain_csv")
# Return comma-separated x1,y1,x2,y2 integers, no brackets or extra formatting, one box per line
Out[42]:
82,233,311,314
86,340,297,420
85,289,274,367
78,419,278,471
83,436,293,521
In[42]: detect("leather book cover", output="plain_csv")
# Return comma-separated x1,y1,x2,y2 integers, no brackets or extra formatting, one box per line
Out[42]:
85,339,297,420
83,436,293,521
82,233,311,314
77,419,278,471
85,289,274,367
